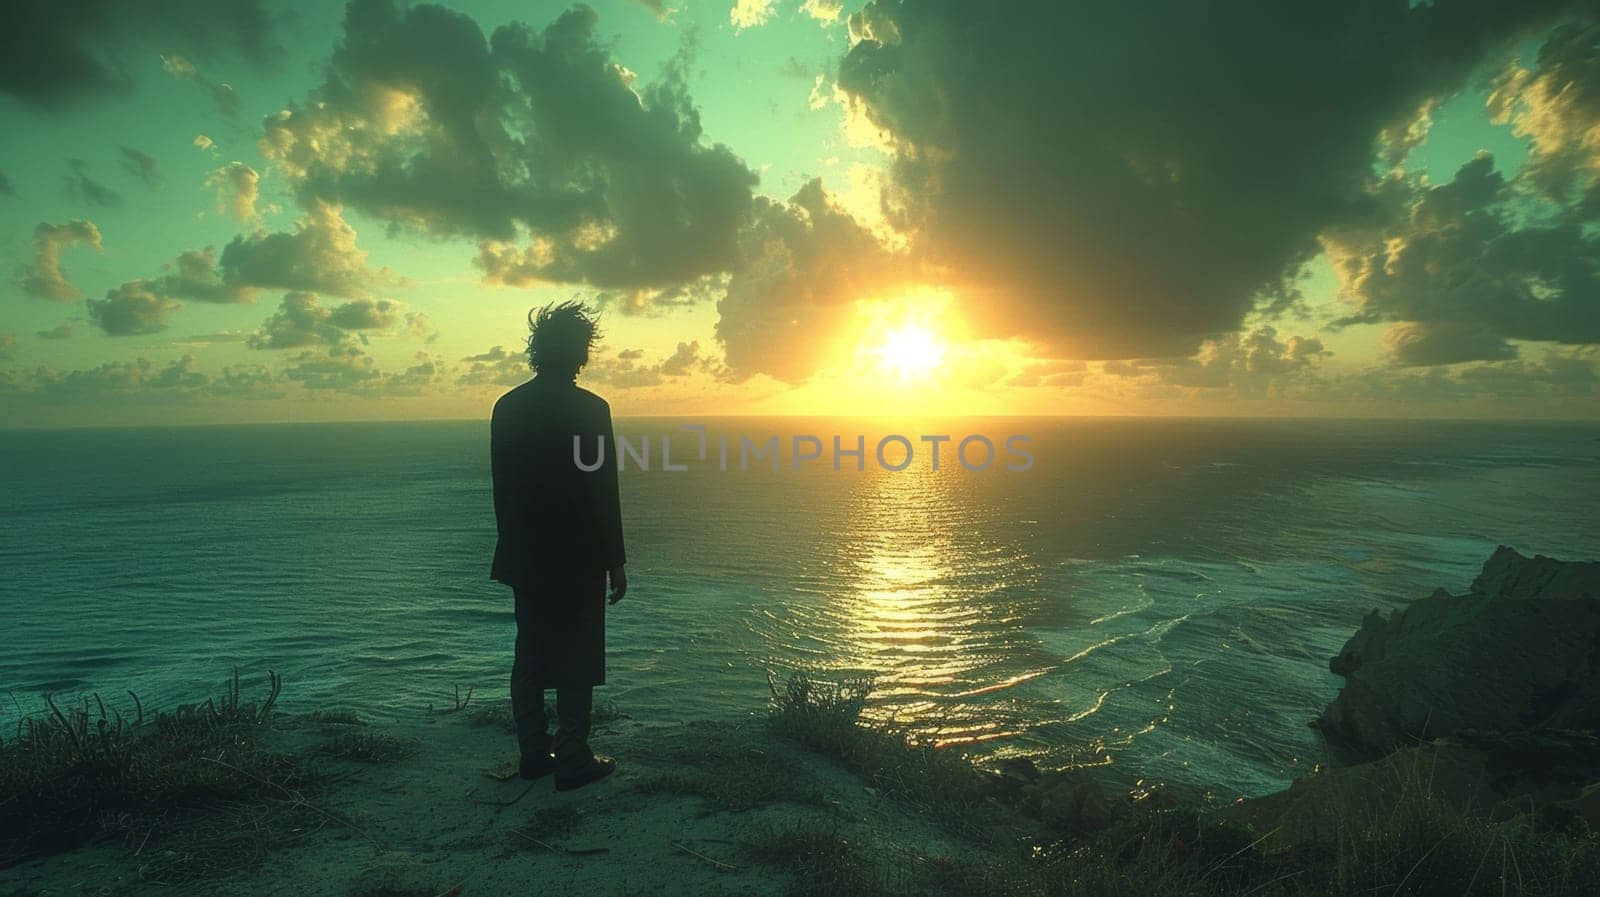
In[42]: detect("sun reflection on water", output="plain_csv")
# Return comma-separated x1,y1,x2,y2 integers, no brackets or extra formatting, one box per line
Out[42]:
832,461,1038,748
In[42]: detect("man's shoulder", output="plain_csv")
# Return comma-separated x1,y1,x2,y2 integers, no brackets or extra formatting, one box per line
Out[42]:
491,380,536,415
572,385,611,413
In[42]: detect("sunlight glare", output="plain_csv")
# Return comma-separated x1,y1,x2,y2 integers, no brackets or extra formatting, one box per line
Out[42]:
876,322,947,380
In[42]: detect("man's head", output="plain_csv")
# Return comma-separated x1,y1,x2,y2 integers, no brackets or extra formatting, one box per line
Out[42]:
525,301,600,381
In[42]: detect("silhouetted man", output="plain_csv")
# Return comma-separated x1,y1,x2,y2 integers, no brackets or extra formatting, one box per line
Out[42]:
491,301,627,791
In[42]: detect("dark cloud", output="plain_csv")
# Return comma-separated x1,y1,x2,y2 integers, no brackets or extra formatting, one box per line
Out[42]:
152,247,257,304
0,0,279,109
3,356,205,396
1335,348,1599,402
118,146,160,186
658,340,704,376
87,281,182,335
588,338,709,388
458,345,529,387
19,219,103,300
1382,322,1520,367
282,343,381,391
592,275,724,317
0,169,14,197
0,355,287,402
1325,154,1600,365
834,0,1587,360
88,247,258,335
715,179,907,381
380,352,448,396
248,292,401,350
261,0,756,293
219,202,379,297
1134,327,1329,395
65,158,121,207
210,363,285,399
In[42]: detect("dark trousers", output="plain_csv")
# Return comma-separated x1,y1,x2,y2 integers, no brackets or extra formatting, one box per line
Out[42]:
511,602,594,770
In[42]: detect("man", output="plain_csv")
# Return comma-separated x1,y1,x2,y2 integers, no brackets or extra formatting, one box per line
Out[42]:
490,301,627,791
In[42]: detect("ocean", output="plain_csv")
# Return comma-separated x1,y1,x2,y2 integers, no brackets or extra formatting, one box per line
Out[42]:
2,417,1596,798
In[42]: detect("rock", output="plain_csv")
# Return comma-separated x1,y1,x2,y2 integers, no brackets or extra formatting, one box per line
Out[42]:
1471,545,1600,602
1225,743,1499,845
1318,547,1600,759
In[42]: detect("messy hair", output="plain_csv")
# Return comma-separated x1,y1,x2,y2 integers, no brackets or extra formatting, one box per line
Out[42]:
525,301,601,379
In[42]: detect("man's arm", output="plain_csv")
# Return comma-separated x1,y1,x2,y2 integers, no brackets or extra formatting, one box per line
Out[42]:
598,404,627,603
490,404,514,538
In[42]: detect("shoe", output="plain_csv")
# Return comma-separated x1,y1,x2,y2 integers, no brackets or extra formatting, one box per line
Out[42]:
554,755,617,791
520,752,557,780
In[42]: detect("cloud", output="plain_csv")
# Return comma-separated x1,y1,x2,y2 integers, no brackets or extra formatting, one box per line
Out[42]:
1382,322,1519,367
65,158,121,207
589,275,724,318
730,0,776,30
588,339,711,388
219,202,378,297
206,162,260,222
0,0,279,109
160,53,239,116
0,169,14,196
1324,153,1600,365
458,345,529,387
1334,348,1599,402
87,281,183,335
1135,326,1329,395
151,246,257,303
261,1,755,296
1488,22,1600,205
832,0,1587,360
326,297,399,330
658,340,705,376
282,343,381,391
118,146,160,185
715,179,908,381
247,292,401,350
89,247,259,331
36,324,75,339
800,1,843,25
19,219,103,300
1004,359,1088,389
404,311,439,343
0,355,287,403
2,356,206,397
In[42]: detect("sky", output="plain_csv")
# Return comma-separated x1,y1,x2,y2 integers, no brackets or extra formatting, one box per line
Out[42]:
2,0,1599,426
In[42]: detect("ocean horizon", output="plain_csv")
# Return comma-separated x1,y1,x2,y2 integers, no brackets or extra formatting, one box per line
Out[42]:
4,416,1597,799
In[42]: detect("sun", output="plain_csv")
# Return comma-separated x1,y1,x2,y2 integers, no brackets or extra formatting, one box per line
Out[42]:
876,322,947,380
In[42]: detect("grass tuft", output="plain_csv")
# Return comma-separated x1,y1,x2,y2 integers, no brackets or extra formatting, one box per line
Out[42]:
0,670,332,880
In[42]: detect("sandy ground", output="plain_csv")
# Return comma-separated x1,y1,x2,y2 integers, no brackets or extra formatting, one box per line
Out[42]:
6,704,976,897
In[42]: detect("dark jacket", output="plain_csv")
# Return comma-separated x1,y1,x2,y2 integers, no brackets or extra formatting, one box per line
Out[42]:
490,376,626,593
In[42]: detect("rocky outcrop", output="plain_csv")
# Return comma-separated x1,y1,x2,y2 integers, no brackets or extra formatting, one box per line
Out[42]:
1318,546,1600,759
1232,548,1600,844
